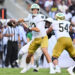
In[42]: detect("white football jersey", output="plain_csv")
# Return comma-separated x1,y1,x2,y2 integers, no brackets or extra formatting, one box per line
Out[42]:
25,14,47,38
31,14,47,38
52,20,70,39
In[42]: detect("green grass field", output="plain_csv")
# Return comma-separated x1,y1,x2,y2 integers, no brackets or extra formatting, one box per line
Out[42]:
0,68,70,75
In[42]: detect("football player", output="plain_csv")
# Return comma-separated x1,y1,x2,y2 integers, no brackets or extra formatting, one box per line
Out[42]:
18,3,43,72
18,4,54,74
18,18,54,72
46,13,75,75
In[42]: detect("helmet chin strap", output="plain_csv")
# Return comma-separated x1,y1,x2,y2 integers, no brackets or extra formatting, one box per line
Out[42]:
32,13,38,17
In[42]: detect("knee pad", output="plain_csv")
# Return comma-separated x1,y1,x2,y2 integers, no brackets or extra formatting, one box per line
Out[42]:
52,57,58,62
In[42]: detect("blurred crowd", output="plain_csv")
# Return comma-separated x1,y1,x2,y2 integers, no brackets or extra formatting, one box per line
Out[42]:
30,0,74,19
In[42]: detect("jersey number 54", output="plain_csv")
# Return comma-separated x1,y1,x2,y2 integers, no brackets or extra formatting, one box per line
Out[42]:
59,23,68,32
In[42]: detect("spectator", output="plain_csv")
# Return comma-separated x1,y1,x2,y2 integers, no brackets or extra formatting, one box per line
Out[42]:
64,9,72,21
35,0,39,4
71,15,75,26
44,0,53,8
2,22,8,67
32,0,36,2
58,1,68,13
0,28,4,67
39,0,45,9
67,0,72,6
53,0,61,5
0,21,3,29
44,0,53,12
3,24,8,57
69,1,75,16
49,2,58,19
70,14,75,47
32,0,39,4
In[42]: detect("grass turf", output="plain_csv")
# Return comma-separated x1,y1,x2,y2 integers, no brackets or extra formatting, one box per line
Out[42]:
0,68,70,75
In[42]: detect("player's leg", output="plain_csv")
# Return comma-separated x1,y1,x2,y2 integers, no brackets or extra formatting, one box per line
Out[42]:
31,55,35,68
41,36,51,62
19,40,41,72
42,48,51,63
42,47,56,74
52,37,66,73
20,39,40,73
20,53,33,73
67,66,75,75
26,39,40,64
33,48,43,72
17,41,32,64
52,50,62,73
67,64,75,75
41,36,55,74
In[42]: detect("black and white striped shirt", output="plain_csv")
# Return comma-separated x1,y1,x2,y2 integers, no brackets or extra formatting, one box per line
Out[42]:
3,26,19,41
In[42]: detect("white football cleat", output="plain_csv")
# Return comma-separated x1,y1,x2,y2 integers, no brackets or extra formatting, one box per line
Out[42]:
49,69,56,74
20,63,31,73
20,68,28,73
67,67,75,75
55,68,61,73
55,65,61,73
49,63,56,74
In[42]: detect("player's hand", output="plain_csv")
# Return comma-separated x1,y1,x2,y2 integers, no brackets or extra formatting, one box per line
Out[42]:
18,18,24,23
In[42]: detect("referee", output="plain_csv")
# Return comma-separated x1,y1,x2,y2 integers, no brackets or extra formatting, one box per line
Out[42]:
3,20,20,68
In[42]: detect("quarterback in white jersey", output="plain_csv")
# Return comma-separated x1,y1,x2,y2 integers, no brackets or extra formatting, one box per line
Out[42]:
18,17,53,69
18,4,45,72
18,13,46,69
19,4,53,74
30,14,46,38
47,13,75,74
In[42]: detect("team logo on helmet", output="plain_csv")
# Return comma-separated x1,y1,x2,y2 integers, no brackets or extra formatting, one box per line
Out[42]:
55,12,65,20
